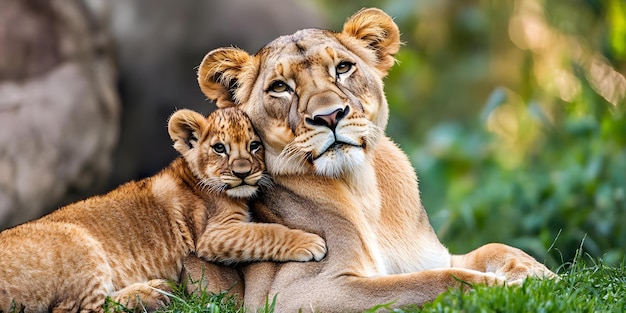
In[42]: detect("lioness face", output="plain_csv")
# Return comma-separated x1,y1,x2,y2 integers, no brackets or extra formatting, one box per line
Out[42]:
249,35,387,177
168,108,268,198
197,8,400,178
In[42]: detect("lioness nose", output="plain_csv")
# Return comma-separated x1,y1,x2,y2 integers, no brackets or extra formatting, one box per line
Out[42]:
232,159,252,179
308,106,349,130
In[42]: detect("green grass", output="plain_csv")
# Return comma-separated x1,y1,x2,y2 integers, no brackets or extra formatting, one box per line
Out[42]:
379,258,626,313
107,257,625,313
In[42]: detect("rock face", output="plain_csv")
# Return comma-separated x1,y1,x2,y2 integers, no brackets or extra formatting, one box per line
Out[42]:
0,0,324,230
0,0,120,229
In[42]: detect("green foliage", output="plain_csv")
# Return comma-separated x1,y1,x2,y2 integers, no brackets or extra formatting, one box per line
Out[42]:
319,0,626,266
413,85,625,267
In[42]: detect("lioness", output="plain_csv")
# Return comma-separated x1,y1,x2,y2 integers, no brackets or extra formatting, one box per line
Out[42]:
195,7,555,312
0,108,326,313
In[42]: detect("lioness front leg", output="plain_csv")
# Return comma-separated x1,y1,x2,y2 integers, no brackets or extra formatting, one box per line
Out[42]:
180,253,244,299
451,243,556,282
196,222,327,263
257,267,507,312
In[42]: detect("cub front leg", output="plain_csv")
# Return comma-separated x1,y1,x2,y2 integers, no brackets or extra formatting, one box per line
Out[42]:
450,243,556,283
196,222,327,263
109,279,172,313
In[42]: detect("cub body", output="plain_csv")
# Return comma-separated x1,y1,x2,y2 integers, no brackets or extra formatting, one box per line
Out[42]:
0,108,325,313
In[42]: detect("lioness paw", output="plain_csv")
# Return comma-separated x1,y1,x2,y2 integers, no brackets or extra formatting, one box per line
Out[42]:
462,271,507,287
456,243,557,283
496,257,557,282
290,233,327,262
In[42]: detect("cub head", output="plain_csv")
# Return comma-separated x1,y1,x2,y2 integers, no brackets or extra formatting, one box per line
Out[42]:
168,107,269,198
197,8,400,178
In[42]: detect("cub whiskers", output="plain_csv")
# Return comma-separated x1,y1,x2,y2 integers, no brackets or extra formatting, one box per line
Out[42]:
256,174,275,192
197,177,227,194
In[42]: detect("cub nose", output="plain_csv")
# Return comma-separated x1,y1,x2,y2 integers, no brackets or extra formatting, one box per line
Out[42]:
232,159,252,179
307,106,349,130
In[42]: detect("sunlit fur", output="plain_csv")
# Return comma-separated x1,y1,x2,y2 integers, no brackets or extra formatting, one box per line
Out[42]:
196,7,556,312
0,108,326,313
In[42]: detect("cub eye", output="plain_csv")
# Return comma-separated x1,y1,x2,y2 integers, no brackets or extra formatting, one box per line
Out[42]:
250,141,262,152
212,143,226,154
268,80,290,93
336,61,353,75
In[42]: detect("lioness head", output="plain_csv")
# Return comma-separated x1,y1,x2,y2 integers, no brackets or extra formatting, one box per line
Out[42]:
168,107,268,198
197,8,400,178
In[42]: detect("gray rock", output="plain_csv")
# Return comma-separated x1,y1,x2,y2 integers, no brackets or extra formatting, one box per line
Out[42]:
0,0,119,229
0,0,325,229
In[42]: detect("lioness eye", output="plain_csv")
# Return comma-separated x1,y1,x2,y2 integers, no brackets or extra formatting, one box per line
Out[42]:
336,61,353,75
212,143,226,154
269,80,290,93
250,141,262,151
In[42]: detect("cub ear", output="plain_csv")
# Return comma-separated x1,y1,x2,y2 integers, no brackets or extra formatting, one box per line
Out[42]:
168,109,207,154
197,47,257,108
341,8,401,74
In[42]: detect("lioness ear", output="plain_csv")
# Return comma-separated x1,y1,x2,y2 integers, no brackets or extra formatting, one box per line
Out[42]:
168,109,207,154
341,8,400,74
197,47,257,108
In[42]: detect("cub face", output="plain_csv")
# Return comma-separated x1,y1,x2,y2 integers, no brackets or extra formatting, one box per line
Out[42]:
168,107,268,198
196,8,400,178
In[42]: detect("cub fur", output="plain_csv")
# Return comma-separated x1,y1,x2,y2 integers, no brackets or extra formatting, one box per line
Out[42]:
195,7,555,312
0,107,326,313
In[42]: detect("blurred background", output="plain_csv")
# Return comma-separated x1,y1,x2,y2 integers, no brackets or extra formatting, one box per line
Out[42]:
0,0,623,269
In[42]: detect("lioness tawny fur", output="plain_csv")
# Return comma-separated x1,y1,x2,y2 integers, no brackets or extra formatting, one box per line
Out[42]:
195,7,555,312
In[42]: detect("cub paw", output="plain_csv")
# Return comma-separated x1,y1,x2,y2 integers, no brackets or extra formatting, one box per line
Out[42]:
111,279,172,313
290,232,327,262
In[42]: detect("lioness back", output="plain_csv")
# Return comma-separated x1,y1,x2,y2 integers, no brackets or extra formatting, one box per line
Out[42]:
0,107,326,313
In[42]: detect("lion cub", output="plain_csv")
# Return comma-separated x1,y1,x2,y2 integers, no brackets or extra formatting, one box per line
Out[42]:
0,107,326,313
